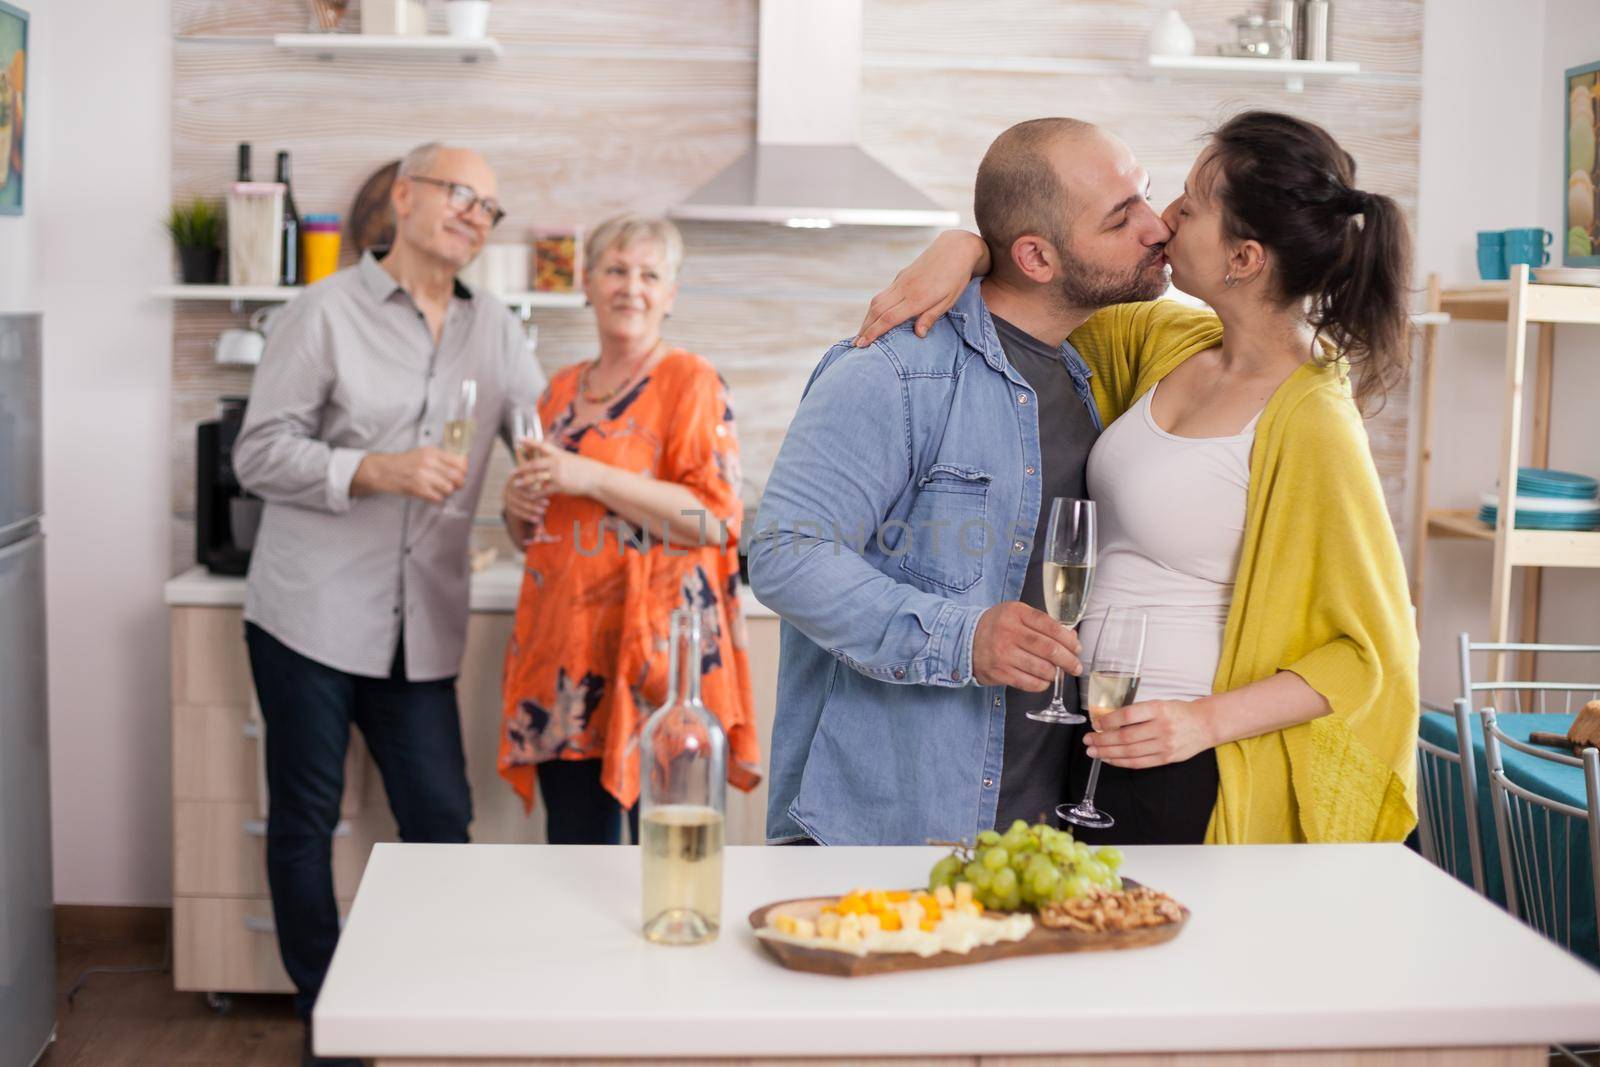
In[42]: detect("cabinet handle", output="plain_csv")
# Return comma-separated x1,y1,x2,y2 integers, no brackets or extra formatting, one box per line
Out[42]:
242,819,352,838
243,913,342,935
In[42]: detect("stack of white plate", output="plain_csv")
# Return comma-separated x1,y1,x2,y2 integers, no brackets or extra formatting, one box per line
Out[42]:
1478,468,1600,530
1532,266,1600,287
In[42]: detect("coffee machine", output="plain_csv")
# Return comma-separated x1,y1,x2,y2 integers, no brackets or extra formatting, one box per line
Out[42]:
196,396,262,576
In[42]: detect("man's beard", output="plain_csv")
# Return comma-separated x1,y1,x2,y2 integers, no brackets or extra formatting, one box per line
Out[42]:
1055,247,1170,309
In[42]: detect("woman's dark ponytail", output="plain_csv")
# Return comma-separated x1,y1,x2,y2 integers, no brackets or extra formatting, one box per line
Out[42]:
1206,111,1413,415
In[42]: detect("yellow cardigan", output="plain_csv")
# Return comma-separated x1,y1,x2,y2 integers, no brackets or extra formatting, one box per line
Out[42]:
1068,300,1419,843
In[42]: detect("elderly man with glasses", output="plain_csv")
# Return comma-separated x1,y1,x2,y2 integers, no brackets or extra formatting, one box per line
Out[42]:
232,142,541,1067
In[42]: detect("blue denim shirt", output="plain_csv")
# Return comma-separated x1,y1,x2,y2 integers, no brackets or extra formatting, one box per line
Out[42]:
749,280,1100,845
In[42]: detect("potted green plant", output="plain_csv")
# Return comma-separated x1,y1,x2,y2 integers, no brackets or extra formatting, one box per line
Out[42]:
166,198,223,285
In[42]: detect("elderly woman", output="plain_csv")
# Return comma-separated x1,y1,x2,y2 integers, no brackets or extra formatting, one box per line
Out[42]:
498,215,761,844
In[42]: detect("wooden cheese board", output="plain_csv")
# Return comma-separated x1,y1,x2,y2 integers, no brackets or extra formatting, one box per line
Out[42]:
748,882,1189,978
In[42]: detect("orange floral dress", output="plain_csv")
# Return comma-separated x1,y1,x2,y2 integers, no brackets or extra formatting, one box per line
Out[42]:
498,349,762,812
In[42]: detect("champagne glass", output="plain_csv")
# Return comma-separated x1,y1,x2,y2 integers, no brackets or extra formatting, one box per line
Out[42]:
1025,498,1096,725
510,400,559,544
440,378,477,518
1058,606,1147,831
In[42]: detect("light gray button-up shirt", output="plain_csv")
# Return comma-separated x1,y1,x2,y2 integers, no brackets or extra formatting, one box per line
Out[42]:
234,251,545,680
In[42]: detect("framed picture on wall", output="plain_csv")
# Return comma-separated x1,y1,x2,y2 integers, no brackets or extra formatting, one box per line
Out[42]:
0,1,26,217
1567,59,1600,267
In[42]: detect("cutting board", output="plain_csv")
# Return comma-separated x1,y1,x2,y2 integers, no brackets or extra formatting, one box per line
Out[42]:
748,885,1188,978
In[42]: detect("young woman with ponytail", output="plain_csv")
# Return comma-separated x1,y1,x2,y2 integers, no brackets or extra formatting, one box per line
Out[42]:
855,110,1419,846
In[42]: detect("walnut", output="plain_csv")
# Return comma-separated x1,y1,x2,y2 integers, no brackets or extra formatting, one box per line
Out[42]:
1038,885,1187,933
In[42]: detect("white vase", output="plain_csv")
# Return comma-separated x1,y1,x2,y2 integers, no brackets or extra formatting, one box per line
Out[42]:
446,0,491,39
1148,8,1196,58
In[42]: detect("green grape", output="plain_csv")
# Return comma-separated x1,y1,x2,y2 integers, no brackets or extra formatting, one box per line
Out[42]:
1095,846,1125,871
1009,819,1031,834
982,847,1009,871
1111,874,1124,891
1000,889,1023,911
1029,868,1058,898
963,861,985,884
970,865,994,891
928,855,960,890
1072,841,1093,863
1083,860,1111,884
1064,875,1091,899
1049,879,1071,903
977,829,1002,847
992,866,1018,896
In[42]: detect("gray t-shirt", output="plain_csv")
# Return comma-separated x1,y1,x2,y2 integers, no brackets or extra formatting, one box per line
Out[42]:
990,313,1099,829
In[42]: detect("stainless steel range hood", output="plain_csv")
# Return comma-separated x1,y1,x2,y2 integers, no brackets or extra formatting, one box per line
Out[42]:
670,0,959,230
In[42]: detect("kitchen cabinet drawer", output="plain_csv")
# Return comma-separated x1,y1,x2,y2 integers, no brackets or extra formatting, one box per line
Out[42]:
173,895,350,994
172,703,370,815
173,800,376,899
172,607,252,707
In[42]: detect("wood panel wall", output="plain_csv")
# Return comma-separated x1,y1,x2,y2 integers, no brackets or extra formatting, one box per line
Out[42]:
169,0,1423,573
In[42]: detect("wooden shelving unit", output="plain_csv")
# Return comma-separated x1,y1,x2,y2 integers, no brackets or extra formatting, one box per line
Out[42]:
1410,266,1600,678
153,284,585,316
1145,54,1362,93
272,34,503,62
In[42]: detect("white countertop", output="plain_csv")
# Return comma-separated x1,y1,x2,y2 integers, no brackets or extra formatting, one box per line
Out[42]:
313,843,1600,1060
163,561,778,617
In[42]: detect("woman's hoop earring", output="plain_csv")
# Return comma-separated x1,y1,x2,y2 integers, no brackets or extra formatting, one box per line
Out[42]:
1223,272,1238,288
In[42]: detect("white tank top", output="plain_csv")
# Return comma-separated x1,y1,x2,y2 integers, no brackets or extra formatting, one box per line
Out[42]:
1076,381,1260,703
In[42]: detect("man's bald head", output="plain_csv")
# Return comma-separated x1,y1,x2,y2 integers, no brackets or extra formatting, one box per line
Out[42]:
973,118,1098,278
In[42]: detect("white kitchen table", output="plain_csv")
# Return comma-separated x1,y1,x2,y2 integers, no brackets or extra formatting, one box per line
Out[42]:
313,843,1600,1066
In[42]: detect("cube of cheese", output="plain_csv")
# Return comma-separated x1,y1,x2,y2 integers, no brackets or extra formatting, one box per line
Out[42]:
954,882,974,908
934,884,955,909
793,917,816,939
817,912,841,939
774,914,799,935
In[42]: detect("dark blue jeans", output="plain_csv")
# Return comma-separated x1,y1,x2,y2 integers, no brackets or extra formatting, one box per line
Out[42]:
537,757,639,844
245,623,471,1018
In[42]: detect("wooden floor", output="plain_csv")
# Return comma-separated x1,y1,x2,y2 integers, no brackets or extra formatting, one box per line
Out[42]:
38,908,303,1067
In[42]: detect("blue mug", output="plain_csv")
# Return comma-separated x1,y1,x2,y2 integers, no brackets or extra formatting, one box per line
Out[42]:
1503,227,1552,270
1477,231,1507,280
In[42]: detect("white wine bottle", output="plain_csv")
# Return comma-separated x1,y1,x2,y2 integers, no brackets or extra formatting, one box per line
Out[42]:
640,609,727,945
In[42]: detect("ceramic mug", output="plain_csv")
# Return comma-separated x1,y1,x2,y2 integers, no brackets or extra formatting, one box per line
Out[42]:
213,306,281,366
1476,231,1507,281
1502,227,1552,269
446,0,490,38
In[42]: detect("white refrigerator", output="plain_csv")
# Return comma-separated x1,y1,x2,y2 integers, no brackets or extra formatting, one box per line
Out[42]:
0,312,55,1064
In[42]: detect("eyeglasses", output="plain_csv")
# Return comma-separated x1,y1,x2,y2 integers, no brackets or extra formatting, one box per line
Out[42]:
408,175,507,228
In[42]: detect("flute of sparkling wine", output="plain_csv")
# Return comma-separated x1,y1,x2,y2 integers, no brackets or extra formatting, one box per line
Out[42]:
1026,499,1095,726
509,401,558,544
1059,607,1148,831
440,378,477,518
442,418,476,457
1043,561,1093,628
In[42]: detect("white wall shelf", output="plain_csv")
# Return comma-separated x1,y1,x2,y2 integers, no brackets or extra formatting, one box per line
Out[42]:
1146,54,1362,93
154,284,585,314
273,34,503,62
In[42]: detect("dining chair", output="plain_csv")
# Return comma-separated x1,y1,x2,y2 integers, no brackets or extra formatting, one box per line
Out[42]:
1415,697,1486,893
1480,707,1600,961
1458,633,1600,715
